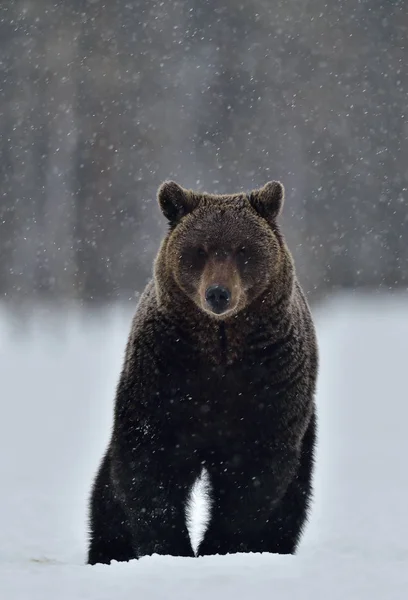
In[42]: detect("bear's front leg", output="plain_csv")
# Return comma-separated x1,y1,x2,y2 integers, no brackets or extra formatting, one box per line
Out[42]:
198,449,301,556
111,447,198,558
87,450,135,565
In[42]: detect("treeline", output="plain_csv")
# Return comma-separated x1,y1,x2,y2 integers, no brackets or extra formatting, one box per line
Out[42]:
0,0,407,305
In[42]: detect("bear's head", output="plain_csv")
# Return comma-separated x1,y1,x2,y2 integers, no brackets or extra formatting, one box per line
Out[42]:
154,181,294,320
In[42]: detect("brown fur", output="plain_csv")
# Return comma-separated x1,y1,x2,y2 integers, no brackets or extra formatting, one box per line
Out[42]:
87,180,319,564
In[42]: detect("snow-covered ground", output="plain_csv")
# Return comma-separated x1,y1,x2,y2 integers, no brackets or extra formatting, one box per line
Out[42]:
1,292,407,599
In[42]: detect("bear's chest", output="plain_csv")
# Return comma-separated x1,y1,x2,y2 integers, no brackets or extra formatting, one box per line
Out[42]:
164,359,282,447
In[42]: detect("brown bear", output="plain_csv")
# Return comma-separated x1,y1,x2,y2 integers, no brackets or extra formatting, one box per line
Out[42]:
87,180,319,565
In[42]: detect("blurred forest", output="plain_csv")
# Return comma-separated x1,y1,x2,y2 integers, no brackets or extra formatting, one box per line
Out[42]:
0,0,407,307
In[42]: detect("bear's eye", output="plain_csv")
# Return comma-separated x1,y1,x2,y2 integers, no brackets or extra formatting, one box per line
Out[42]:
196,248,207,258
237,246,246,255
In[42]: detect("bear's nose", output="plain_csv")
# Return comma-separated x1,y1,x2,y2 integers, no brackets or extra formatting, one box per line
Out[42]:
205,285,231,314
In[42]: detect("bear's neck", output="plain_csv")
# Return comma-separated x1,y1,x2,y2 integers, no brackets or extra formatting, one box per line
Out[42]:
158,276,295,367
221,286,295,366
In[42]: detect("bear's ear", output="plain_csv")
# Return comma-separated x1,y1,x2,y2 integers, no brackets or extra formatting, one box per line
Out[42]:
157,181,198,227
249,181,285,222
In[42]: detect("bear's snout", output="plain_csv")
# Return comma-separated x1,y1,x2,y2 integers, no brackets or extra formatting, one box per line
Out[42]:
205,284,231,314
198,256,242,318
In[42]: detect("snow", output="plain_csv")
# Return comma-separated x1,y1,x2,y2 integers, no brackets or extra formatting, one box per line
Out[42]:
1,293,408,599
